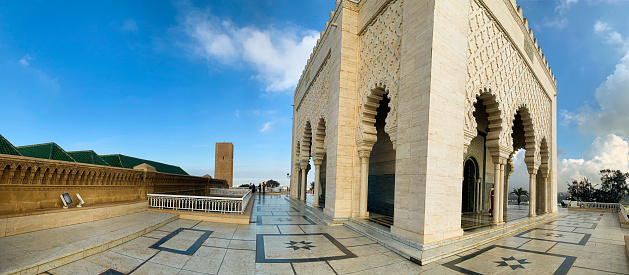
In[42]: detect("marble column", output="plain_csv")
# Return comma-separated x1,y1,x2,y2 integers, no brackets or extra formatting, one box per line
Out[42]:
492,163,501,225
359,150,370,218
300,165,307,202
528,171,537,217
544,176,551,213
313,160,321,208
499,163,505,223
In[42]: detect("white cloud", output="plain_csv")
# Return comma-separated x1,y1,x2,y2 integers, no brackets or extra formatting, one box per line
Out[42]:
543,17,568,29
260,121,273,133
19,54,32,66
181,7,319,93
556,0,578,15
122,19,139,33
558,134,629,187
564,49,629,136
593,20,626,47
17,55,60,92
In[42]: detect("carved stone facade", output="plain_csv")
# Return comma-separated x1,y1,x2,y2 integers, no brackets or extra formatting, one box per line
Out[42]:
291,0,557,246
0,154,228,214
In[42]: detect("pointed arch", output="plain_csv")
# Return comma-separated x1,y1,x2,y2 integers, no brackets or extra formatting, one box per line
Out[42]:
301,121,313,166
476,88,507,159
512,105,538,172
313,118,327,162
358,86,389,151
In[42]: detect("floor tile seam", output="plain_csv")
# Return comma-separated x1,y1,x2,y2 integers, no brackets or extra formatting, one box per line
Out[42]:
514,239,531,249
111,248,158,262
127,250,161,274
343,242,378,248
289,263,297,275
325,261,339,275
571,265,628,275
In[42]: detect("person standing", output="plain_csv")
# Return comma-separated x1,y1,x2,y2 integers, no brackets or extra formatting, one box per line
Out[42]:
262,181,266,195
489,185,494,217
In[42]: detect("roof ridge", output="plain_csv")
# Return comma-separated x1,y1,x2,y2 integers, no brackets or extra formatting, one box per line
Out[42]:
52,143,76,162
67,150,93,153
16,142,54,148
0,134,23,156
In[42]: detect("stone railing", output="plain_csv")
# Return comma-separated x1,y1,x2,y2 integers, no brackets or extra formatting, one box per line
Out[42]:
0,154,228,214
148,190,252,214
209,188,250,196
568,201,621,210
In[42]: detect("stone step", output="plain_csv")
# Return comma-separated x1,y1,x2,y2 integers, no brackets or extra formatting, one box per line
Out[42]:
0,211,178,275
345,212,563,265
285,197,345,226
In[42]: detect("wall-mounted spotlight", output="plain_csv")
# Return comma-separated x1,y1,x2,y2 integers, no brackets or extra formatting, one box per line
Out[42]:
76,193,85,208
60,193,73,209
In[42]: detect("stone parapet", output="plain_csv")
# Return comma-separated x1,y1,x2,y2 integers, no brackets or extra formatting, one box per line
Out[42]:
0,154,228,214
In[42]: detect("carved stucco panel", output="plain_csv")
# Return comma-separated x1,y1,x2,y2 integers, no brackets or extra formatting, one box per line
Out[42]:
465,0,552,167
357,0,402,149
295,56,330,163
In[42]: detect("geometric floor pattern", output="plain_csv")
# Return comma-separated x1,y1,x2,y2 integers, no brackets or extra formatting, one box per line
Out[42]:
46,194,629,274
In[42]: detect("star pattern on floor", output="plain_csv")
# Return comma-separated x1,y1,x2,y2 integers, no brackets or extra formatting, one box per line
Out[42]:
285,240,316,251
276,218,293,222
545,233,566,238
495,256,531,270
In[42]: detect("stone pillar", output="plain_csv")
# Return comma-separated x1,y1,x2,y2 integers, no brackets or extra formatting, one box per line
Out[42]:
492,163,501,225
528,170,537,217
300,165,307,202
313,160,322,207
359,150,370,218
503,160,513,221
544,176,551,213
291,164,299,198
475,178,481,213
499,163,506,223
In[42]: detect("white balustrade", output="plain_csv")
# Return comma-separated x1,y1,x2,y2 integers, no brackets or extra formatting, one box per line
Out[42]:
209,188,251,196
569,201,623,210
147,190,252,214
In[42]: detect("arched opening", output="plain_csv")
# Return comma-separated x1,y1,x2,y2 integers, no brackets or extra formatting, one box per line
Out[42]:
510,107,536,218
461,92,503,231
21,167,32,185
314,118,327,209
462,158,478,213
293,141,301,198
367,94,396,218
538,138,550,213
42,168,50,185
32,167,42,185
11,166,22,185
300,122,312,202
0,165,9,184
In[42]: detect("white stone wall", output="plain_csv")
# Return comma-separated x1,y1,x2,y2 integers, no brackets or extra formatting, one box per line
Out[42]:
291,0,557,244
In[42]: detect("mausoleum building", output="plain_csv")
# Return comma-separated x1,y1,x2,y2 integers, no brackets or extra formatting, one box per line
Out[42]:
290,0,557,245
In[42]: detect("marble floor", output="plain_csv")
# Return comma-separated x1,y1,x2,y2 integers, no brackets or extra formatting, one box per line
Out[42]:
45,195,629,274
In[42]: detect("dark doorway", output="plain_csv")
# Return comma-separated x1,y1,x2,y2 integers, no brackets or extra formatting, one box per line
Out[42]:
462,158,477,213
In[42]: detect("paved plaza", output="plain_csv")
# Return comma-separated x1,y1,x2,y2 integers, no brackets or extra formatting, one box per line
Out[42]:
42,195,629,274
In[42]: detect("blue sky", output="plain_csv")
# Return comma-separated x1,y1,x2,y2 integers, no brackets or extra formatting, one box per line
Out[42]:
0,1,628,191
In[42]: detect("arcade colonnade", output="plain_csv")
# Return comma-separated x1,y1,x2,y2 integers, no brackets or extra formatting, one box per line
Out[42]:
291,0,557,245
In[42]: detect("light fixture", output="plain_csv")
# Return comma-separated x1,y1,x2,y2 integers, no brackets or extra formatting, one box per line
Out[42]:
60,193,73,209
76,193,85,208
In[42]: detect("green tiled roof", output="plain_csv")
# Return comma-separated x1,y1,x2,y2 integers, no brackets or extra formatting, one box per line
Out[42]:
67,150,111,166
101,154,188,175
16,143,76,162
0,134,22,156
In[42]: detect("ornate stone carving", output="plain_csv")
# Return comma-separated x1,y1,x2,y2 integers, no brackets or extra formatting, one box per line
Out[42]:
295,56,330,162
357,0,402,149
465,0,552,167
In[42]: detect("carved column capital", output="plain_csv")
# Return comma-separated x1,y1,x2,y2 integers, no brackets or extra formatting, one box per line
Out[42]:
358,150,371,159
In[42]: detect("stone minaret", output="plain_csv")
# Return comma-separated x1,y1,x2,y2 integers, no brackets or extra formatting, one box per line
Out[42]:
215,142,234,187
